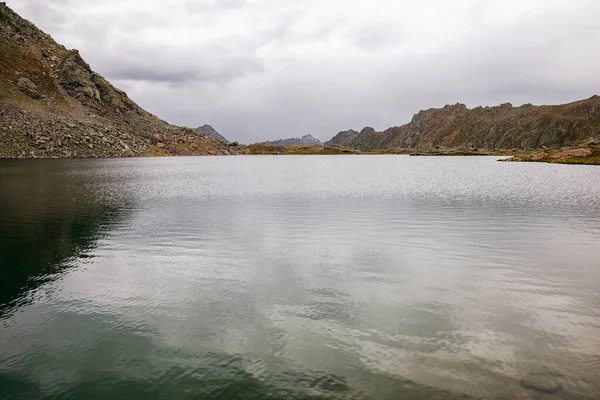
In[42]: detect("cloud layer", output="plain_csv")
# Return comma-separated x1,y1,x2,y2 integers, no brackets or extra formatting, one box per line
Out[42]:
9,0,600,143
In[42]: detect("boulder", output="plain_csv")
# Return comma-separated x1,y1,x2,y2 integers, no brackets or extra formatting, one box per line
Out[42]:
520,371,563,394
16,77,40,99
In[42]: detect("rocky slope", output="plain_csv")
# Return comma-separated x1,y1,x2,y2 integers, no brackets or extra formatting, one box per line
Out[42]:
268,134,321,146
197,124,230,144
326,129,359,147
326,98,600,153
0,3,238,158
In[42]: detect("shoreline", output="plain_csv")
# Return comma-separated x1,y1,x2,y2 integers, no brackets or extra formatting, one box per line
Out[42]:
1,145,598,165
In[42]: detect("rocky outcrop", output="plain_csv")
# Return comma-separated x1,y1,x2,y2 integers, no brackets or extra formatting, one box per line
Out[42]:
502,143,600,165
325,97,600,152
326,129,359,147
16,77,40,99
0,3,238,158
59,51,102,102
197,124,229,143
268,134,321,146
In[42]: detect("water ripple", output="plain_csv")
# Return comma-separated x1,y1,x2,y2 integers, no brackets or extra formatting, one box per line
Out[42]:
1,156,600,399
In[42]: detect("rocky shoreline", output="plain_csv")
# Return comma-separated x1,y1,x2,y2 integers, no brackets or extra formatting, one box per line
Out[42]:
500,143,600,165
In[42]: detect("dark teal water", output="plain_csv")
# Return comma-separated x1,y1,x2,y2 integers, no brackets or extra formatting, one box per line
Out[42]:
1,156,599,400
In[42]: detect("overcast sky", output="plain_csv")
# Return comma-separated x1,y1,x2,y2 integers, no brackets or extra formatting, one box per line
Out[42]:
9,0,600,143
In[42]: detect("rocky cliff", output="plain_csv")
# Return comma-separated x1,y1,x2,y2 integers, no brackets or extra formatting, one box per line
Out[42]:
326,98,600,152
268,134,321,146
0,3,238,158
326,129,359,147
197,124,230,144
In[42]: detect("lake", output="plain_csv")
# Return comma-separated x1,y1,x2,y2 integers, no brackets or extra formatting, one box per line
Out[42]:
1,155,599,399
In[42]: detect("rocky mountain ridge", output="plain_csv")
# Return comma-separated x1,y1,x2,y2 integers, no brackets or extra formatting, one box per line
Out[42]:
0,2,238,158
268,134,321,146
326,98,600,152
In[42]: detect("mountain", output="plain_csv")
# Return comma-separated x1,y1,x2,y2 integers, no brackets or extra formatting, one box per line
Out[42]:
197,124,229,144
325,98,600,152
326,129,359,147
268,134,321,146
0,3,238,158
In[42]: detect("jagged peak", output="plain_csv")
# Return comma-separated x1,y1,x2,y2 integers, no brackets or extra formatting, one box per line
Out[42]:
337,129,359,134
196,124,229,143
443,103,468,110
360,127,376,135
267,134,322,146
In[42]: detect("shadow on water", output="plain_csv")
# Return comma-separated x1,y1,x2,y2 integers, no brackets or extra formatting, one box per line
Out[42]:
0,350,478,400
0,159,133,316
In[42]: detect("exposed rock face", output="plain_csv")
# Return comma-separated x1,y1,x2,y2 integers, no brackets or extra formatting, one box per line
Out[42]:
326,97,600,152
16,77,39,99
0,3,238,158
326,129,359,146
268,134,321,146
196,124,229,143
59,51,102,102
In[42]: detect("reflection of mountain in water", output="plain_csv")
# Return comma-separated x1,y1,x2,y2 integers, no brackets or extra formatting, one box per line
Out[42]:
0,160,132,315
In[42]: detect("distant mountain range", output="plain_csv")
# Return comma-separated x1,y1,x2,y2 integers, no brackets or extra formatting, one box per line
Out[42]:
268,134,321,146
197,124,229,144
326,98,600,152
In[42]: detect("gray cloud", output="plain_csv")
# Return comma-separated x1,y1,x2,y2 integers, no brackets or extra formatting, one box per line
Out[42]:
7,0,600,143
94,47,266,84
185,0,250,13
347,23,408,52
11,0,68,27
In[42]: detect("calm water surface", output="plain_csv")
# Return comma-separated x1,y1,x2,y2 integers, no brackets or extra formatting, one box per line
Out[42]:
1,156,599,399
